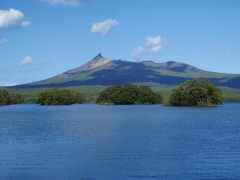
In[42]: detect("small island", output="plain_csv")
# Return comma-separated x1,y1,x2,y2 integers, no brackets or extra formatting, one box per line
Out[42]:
96,84,162,105
0,89,24,105
37,89,85,105
168,78,224,107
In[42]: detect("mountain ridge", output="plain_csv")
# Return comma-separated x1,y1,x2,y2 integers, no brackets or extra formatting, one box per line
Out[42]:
15,54,240,89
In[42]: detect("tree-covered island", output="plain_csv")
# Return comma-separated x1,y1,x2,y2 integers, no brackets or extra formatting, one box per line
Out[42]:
37,89,85,105
96,84,162,105
0,89,24,105
168,78,224,107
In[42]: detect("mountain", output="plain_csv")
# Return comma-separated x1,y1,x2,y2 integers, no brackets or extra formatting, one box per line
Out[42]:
16,54,240,89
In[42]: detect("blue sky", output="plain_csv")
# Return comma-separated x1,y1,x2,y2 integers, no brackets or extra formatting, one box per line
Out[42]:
0,0,240,86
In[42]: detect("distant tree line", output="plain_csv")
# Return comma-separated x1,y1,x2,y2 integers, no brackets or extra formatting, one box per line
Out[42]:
0,79,225,107
0,89,24,105
37,89,85,105
96,84,162,105
168,78,224,106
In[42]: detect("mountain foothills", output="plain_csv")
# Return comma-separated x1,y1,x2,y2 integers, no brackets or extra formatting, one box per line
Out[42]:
16,54,240,89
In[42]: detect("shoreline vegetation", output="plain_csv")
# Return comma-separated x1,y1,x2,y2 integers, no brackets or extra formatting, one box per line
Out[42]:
96,84,162,105
37,89,85,105
0,79,239,106
167,79,224,107
0,89,24,105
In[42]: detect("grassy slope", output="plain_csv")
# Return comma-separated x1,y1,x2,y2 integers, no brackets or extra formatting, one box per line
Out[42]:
221,88,240,102
28,60,240,86
4,85,240,103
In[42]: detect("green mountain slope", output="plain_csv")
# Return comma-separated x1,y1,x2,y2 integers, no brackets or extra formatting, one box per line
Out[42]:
16,54,240,89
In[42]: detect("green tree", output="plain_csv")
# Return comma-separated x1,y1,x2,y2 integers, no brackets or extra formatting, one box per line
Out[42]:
97,84,162,105
0,89,24,105
169,79,224,106
37,89,85,105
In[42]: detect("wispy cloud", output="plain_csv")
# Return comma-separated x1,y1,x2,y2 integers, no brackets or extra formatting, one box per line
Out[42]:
0,9,30,29
21,21,31,27
91,19,119,36
40,0,89,6
21,55,33,65
132,46,145,59
146,36,163,52
132,36,165,60
0,38,8,44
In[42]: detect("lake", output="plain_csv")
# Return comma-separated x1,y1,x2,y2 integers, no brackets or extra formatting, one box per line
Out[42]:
0,104,240,180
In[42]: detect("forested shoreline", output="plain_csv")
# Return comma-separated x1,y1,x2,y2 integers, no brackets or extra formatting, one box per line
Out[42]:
0,79,235,106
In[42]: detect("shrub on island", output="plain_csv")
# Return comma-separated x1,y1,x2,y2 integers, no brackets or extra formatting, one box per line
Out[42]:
0,89,24,105
37,89,85,105
168,78,224,107
96,84,162,105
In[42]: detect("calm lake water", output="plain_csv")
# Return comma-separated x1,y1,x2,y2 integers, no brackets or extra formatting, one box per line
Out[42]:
0,104,240,180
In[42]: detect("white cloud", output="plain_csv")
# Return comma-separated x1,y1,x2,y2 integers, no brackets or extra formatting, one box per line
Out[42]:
40,0,88,6
146,36,163,47
149,45,162,53
91,19,119,36
21,55,33,65
132,36,165,59
0,38,8,44
21,21,31,27
0,9,30,29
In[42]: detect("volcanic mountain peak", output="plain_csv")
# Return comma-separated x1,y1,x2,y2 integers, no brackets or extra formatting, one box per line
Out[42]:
88,53,112,69
16,54,240,89
93,53,104,60
65,53,112,74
